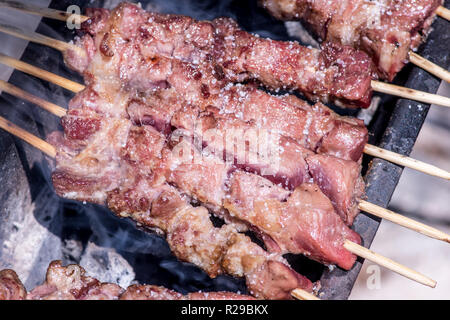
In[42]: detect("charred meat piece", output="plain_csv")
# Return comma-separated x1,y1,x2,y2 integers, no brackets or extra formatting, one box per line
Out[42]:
260,0,443,80
306,154,365,226
211,18,373,108
0,270,27,300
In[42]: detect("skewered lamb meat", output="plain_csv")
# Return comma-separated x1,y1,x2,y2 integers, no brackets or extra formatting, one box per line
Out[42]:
67,81,365,225
65,3,370,162
0,270,27,300
66,2,375,108
51,47,363,268
50,96,360,272
1,261,254,300
48,118,313,299
260,0,443,80
60,2,368,226
132,91,365,225
45,1,369,299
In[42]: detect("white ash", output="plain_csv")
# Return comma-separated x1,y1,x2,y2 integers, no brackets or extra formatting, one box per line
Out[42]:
80,241,136,289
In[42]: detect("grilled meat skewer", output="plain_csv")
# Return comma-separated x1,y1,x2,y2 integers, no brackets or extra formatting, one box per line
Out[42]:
67,3,374,108
64,4,369,162
0,270,27,300
52,4,365,266
260,0,443,81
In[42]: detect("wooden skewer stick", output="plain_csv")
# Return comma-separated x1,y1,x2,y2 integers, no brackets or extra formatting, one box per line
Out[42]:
409,52,450,83
371,80,450,108
0,111,438,288
0,22,77,53
344,240,436,288
0,53,85,93
0,0,90,23
0,20,449,107
0,116,55,157
4,81,450,245
291,289,321,300
2,54,449,181
436,5,450,21
0,80,66,117
363,144,450,180
358,200,450,243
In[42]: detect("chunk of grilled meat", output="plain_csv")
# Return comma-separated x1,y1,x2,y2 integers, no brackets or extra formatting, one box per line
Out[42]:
260,0,443,81
1,261,254,300
67,2,374,108
27,261,123,300
0,270,27,300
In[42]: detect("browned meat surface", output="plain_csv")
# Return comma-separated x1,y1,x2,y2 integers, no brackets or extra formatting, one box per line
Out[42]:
0,262,254,300
108,180,314,299
260,0,443,80
46,1,373,299
129,84,368,163
129,92,364,225
51,15,366,273
49,119,131,204
169,104,313,189
57,6,369,227
212,18,373,107
120,285,184,300
64,2,370,161
27,261,124,300
306,155,365,225
224,172,361,270
0,270,27,300
52,93,360,270
147,126,361,269
65,2,374,108
50,117,313,299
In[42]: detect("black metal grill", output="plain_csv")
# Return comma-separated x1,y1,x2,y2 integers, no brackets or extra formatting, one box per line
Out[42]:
0,0,448,299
